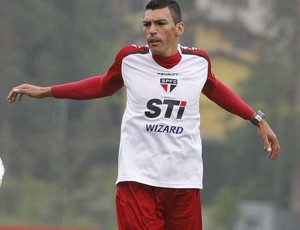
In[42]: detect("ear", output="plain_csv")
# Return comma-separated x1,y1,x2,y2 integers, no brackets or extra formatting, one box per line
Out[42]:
175,22,185,36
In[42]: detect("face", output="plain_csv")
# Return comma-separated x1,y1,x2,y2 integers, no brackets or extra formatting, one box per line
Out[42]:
143,7,184,57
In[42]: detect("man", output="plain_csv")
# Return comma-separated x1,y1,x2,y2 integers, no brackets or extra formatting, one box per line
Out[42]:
7,0,280,229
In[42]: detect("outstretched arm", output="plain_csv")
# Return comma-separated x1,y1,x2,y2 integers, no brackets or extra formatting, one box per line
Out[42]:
203,75,280,160
7,46,130,103
7,84,52,103
7,72,124,103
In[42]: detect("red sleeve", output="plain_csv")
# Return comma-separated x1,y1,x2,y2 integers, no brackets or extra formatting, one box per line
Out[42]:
181,47,254,120
51,46,129,100
202,73,255,120
51,73,123,99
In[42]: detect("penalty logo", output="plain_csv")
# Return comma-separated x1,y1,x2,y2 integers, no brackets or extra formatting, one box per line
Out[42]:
160,78,177,93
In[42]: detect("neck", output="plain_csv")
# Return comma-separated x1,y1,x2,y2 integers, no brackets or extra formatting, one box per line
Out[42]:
152,51,181,69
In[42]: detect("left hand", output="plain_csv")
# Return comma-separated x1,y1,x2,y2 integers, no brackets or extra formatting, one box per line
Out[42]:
257,120,280,160
7,84,52,103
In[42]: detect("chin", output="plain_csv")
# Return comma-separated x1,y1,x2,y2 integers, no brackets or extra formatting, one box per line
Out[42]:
150,47,163,55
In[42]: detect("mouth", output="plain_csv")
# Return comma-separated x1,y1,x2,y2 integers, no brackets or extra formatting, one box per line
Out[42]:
148,38,161,46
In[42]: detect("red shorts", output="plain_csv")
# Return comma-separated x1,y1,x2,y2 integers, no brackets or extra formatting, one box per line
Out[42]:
116,182,202,230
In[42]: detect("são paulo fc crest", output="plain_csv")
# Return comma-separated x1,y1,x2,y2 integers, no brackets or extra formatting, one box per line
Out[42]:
160,78,177,93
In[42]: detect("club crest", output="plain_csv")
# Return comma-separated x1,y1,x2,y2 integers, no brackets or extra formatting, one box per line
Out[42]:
160,78,178,93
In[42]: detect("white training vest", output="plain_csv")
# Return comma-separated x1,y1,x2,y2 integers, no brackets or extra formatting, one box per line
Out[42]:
116,46,208,189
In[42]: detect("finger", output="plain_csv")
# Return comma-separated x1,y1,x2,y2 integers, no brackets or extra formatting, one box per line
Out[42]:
265,141,279,160
270,143,280,160
18,93,23,101
269,135,280,160
7,88,22,103
7,92,17,103
7,90,15,102
264,144,272,158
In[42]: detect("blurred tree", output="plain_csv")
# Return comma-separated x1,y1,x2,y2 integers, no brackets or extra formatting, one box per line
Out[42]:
223,0,300,213
189,0,299,226
271,0,300,219
0,0,130,227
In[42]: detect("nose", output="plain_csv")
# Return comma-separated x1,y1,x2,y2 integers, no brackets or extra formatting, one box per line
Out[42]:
149,24,157,35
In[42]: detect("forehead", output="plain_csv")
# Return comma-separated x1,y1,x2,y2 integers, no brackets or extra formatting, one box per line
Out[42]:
143,7,173,22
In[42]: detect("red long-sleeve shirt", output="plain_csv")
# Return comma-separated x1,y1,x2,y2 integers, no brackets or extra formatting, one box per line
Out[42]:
51,45,254,120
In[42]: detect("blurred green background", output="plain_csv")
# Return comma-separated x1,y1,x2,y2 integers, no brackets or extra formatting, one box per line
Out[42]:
0,0,299,229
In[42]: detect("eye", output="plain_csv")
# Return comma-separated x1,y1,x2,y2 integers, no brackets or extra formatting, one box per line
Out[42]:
157,21,166,26
143,22,151,27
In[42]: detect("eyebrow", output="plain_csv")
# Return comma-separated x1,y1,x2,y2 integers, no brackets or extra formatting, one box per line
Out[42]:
143,19,168,24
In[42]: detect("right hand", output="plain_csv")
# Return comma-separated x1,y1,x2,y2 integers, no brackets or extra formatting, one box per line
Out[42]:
256,119,280,160
7,84,52,103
